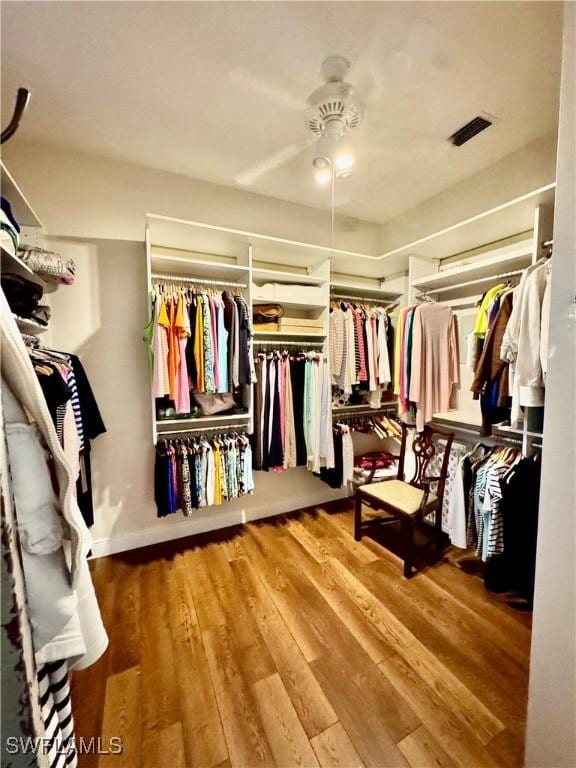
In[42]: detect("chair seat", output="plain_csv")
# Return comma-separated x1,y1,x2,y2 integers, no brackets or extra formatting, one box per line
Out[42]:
360,479,438,517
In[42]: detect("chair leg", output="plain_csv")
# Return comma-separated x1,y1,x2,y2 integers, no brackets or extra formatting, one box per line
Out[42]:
354,493,362,541
402,517,414,578
435,504,443,553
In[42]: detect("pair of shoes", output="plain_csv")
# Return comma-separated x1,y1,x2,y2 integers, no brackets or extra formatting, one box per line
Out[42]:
506,597,533,612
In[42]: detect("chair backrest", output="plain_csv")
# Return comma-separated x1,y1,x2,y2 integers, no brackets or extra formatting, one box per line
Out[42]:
396,423,455,506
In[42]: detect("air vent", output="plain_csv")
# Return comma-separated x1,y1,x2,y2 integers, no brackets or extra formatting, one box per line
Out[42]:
449,115,493,146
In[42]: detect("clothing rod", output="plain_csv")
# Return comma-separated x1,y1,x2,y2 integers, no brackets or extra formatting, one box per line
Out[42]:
417,269,524,297
330,292,393,305
152,273,248,288
156,423,249,436
252,340,323,347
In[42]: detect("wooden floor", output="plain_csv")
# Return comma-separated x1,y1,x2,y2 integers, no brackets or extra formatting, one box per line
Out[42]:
73,502,532,768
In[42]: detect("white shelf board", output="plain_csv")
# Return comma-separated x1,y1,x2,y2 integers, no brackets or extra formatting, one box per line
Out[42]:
412,246,532,292
1,162,43,228
13,314,48,335
150,252,249,282
330,281,403,301
252,330,326,338
379,184,555,270
147,212,375,270
1,245,44,283
157,413,250,428
253,297,326,310
252,268,326,285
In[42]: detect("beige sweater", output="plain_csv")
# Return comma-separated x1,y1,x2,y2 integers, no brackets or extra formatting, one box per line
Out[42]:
409,304,459,432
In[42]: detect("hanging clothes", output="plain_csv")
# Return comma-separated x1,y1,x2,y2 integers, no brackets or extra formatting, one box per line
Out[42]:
408,303,459,432
154,432,253,517
149,283,253,415
329,302,392,408
470,290,514,434
252,350,333,474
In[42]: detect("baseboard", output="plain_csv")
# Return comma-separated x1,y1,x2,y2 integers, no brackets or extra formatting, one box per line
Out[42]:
90,485,350,558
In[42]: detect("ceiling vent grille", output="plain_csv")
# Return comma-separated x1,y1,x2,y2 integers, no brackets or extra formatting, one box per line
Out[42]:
449,115,493,146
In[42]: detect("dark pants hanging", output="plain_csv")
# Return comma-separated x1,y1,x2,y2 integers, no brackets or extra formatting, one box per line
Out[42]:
290,357,307,466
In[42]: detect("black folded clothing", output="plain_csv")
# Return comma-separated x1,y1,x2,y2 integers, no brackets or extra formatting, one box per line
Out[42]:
30,304,51,326
1,272,43,317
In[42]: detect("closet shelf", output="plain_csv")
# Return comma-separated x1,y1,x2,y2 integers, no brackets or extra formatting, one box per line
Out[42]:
1,245,46,286
332,403,398,415
252,330,326,339
252,268,326,285
330,281,402,301
412,246,532,293
253,297,326,310
156,414,250,428
491,424,543,440
150,252,249,282
12,314,48,335
1,161,43,228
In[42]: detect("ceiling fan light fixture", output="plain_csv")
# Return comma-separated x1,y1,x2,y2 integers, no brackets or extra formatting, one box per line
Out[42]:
335,154,354,171
313,156,331,169
315,169,332,186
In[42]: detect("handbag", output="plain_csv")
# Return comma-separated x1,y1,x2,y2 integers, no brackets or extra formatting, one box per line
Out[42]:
354,451,398,470
193,392,235,416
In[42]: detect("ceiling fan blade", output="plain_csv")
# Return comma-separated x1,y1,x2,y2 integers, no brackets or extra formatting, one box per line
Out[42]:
235,137,314,186
229,69,307,112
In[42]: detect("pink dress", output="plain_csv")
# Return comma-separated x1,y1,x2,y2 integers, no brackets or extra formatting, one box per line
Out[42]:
408,304,459,431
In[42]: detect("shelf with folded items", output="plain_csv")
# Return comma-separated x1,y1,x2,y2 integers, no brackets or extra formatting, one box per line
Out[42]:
332,402,398,415
1,161,43,228
1,245,46,286
12,313,48,335
252,329,326,339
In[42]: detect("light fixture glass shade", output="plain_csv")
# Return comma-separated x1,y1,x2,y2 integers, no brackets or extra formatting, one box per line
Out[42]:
315,170,332,185
335,154,354,171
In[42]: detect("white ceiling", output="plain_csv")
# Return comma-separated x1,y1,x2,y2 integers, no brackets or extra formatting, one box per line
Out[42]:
1,1,563,225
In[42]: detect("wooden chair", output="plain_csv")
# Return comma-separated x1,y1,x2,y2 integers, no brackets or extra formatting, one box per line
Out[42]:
354,423,454,578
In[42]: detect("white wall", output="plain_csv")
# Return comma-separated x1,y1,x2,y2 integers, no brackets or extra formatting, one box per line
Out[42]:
2,139,381,254
379,132,558,255
525,4,576,766
45,236,346,556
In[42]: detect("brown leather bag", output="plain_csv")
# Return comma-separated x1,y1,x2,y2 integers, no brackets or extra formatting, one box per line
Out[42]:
253,304,284,323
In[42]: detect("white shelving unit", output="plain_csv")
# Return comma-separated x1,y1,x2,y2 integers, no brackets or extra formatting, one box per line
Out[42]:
12,314,48,335
404,188,555,431
1,161,43,228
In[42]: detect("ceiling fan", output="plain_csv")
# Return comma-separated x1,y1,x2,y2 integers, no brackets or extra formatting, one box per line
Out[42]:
234,56,365,187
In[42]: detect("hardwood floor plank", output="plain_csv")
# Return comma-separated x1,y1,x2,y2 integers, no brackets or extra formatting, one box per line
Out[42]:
486,728,526,768
249,525,421,745
139,565,180,731
310,722,366,768
397,725,456,768
199,541,277,686
142,722,186,768
230,554,338,739
279,525,395,664
166,555,228,768
252,673,320,767
73,505,529,768
378,653,502,768
98,666,141,768
238,529,328,662
310,655,410,768
287,518,504,745
202,622,275,767
108,559,141,674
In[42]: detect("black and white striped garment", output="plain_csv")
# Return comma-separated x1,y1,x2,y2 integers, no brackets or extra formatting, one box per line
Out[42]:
484,463,509,559
62,359,84,451
38,660,77,768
